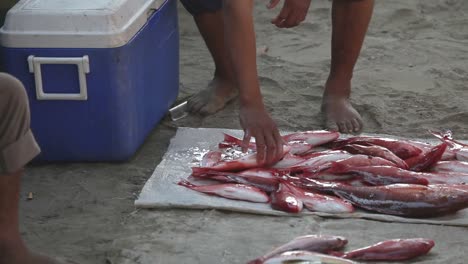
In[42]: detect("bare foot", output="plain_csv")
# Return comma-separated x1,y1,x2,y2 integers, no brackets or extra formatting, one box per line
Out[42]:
321,79,363,134
187,76,238,115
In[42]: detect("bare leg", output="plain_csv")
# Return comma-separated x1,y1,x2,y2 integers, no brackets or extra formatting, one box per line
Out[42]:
187,10,238,115
322,0,374,133
0,171,62,264
0,73,63,264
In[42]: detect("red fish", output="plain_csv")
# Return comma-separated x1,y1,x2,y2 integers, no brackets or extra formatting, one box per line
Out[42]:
177,180,270,203
431,160,468,173
339,144,408,169
328,154,399,168
430,130,468,161
200,150,222,167
408,139,456,161
190,168,281,192
262,251,356,264
283,181,354,213
288,152,354,173
405,142,447,172
271,153,307,168
431,184,468,192
282,130,340,146
296,180,468,218
418,171,468,185
270,182,303,213
339,238,435,261
331,136,422,159
248,235,348,264
298,155,399,177
327,164,429,186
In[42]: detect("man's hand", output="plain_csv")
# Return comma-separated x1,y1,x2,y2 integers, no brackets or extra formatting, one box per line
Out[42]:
268,0,312,28
239,103,284,167
222,1,284,166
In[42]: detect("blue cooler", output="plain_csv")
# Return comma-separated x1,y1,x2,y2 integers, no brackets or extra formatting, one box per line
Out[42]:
0,0,179,161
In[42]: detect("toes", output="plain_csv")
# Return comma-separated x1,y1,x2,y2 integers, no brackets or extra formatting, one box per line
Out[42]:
187,94,204,113
337,121,347,133
351,118,363,133
186,82,238,115
344,120,355,134
198,102,221,115
325,119,339,132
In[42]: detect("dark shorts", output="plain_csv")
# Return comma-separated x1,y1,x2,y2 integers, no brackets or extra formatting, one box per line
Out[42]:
180,0,223,16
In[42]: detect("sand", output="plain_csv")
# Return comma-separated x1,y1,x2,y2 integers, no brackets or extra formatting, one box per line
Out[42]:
19,1,468,263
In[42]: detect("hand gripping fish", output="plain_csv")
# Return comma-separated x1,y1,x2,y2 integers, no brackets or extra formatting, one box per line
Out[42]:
177,180,270,203
193,145,292,173
336,238,435,261
220,130,339,155
296,180,468,217
247,235,348,264
220,133,306,152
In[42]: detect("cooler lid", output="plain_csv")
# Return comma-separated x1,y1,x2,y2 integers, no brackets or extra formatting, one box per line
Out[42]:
0,0,166,48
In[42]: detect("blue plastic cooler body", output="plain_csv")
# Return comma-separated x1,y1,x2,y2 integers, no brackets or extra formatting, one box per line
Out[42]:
0,0,179,161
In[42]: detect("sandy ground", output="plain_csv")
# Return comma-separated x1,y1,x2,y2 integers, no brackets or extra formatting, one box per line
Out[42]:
19,0,468,263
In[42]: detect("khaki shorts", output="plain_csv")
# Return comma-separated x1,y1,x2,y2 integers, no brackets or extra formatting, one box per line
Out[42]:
0,73,40,174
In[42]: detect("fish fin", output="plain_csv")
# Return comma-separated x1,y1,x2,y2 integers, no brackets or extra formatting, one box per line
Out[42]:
177,179,196,188
223,133,243,144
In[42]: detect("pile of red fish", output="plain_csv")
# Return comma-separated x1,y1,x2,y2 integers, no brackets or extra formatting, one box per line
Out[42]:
178,130,468,218
247,234,435,263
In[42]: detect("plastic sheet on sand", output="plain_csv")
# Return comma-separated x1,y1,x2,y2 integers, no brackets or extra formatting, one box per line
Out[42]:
135,127,468,227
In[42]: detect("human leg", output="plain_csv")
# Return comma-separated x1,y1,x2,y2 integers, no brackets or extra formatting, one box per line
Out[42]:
322,0,374,133
180,0,238,115
0,73,59,264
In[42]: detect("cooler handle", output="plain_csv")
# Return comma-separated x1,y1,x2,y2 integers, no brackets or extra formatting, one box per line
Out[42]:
27,55,90,101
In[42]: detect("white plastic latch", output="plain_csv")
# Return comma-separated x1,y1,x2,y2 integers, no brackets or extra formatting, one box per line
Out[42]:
27,55,90,100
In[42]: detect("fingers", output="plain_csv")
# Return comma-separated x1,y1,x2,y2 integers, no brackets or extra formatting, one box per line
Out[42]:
267,0,281,9
272,128,285,162
271,1,309,28
263,132,278,166
254,132,267,166
351,118,362,133
254,129,284,167
337,121,347,134
242,130,252,153
272,11,305,28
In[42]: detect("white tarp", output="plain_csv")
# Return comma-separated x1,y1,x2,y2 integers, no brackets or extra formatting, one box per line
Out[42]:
135,127,468,227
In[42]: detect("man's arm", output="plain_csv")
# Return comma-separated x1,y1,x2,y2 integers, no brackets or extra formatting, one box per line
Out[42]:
222,0,284,166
